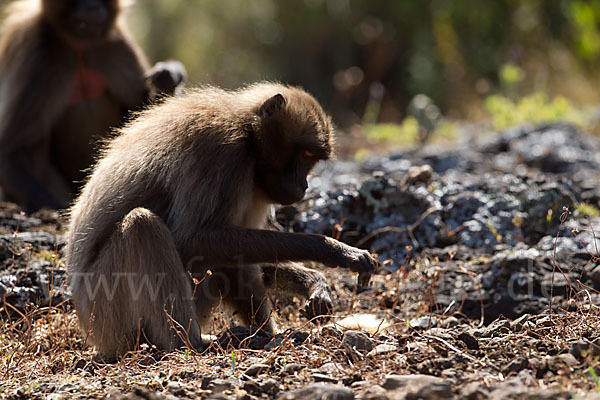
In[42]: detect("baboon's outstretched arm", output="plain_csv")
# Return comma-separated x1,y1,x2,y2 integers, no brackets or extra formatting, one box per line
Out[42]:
184,228,376,274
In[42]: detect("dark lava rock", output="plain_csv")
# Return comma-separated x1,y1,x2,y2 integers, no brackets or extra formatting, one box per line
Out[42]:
281,124,582,269
207,377,242,394
243,378,280,396
0,212,42,233
278,383,354,400
216,327,274,350
1,256,67,314
457,332,479,350
276,123,600,324
382,374,452,398
341,330,374,352
502,357,529,375
244,364,270,377
477,123,600,175
569,339,600,359
4,122,600,339
281,363,306,375
545,353,578,373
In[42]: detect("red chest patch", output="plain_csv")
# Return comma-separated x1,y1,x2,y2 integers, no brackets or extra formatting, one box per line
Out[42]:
69,66,106,104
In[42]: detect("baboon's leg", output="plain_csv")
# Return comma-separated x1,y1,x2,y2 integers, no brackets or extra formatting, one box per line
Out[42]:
222,265,277,333
262,263,329,297
71,207,202,358
192,266,231,329
262,263,333,318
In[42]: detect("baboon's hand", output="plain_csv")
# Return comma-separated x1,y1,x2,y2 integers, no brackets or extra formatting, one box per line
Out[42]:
325,239,378,278
303,285,333,321
146,60,187,96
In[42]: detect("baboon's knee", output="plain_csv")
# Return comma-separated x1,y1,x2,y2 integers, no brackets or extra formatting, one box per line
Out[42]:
120,207,160,233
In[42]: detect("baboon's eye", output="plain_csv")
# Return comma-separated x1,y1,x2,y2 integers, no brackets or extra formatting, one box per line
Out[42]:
302,151,314,159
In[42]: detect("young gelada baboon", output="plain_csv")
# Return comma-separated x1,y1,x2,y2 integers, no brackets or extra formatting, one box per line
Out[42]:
67,83,378,359
0,0,186,211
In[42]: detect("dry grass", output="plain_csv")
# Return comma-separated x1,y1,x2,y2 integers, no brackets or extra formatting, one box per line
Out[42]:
3,211,600,398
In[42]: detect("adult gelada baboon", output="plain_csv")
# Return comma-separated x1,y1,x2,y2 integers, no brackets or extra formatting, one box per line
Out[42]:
67,83,378,359
0,0,186,211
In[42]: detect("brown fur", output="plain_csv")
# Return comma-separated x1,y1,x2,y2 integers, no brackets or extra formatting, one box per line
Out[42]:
0,0,185,211
67,83,377,358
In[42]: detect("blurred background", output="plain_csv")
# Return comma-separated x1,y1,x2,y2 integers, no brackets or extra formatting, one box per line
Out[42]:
5,0,600,147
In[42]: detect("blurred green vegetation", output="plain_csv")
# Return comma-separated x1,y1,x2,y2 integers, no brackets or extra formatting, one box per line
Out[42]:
3,0,600,131
363,118,457,145
485,93,582,130
126,0,600,127
576,202,600,218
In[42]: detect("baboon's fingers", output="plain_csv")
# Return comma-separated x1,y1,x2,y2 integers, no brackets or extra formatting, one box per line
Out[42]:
357,271,373,287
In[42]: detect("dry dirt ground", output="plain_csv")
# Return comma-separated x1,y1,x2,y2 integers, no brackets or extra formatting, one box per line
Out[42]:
1,203,600,400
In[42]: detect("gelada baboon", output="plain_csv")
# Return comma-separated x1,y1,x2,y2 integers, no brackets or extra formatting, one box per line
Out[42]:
0,0,186,211
67,83,378,359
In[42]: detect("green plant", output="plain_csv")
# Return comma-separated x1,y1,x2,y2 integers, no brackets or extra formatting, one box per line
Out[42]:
569,1,600,61
364,118,420,144
37,250,58,262
354,148,371,163
364,118,457,145
589,365,600,391
576,203,600,218
487,218,502,243
499,62,524,91
485,92,582,130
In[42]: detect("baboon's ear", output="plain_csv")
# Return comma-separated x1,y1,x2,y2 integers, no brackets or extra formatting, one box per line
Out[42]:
258,94,286,118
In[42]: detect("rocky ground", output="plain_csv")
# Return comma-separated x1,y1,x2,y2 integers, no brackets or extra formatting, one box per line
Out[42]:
2,122,600,399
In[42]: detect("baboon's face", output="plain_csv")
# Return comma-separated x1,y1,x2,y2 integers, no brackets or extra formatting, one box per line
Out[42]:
259,147,321,205
43,0,119,40
255,93,332,205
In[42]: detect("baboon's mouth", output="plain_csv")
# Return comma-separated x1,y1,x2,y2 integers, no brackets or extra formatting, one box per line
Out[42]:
71,18,108,39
